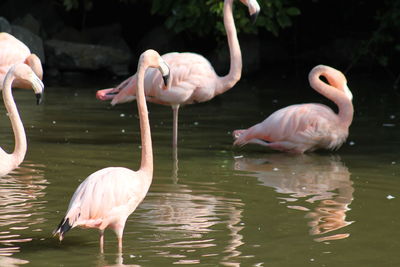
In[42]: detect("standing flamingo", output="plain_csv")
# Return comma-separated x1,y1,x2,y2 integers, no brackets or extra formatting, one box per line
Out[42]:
96,0,260,148
0,32,43,90
233,65,353,153
53,49,170,252
0,63,44,177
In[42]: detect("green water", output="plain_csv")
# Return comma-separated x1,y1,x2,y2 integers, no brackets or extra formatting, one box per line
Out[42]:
0,73,399,266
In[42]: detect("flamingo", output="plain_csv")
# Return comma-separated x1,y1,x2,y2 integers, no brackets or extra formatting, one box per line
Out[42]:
53,49,170,252
0,63,44,177
96,0,260,148
0,32,43,90
233,65,354,153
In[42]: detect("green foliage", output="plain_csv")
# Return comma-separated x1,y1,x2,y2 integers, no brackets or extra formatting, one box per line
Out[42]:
61,0,92,11
149,0,300,37
61,0,300,38
61,0,79,11
359,0,400,68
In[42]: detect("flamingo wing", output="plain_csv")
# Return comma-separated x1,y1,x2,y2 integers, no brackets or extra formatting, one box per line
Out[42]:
234,104,348,152
64,167,148,229
109,52,219,106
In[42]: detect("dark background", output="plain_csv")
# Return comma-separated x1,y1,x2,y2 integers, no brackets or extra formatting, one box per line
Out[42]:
0,0,399,89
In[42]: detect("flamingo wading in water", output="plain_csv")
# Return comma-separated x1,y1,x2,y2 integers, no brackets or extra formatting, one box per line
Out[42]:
233,65,353,153
0,32,43,90
53,49,170,252
96,0,260,148
0,63,44,177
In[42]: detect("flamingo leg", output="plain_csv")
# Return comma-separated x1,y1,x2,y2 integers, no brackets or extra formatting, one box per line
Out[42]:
117,236,123,253
172,144,178,183
113,223,125,253
172,104,180,148
99,230,104,253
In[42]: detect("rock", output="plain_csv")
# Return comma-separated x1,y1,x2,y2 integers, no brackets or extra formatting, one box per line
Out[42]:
0,16,11,33
12,14,40,35
84,24,131,57
136,25,186,56
11,25,45,63
44,39,131,76
52,27,91,43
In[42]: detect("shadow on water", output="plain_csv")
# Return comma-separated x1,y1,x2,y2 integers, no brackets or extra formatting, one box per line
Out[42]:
233,153,354,242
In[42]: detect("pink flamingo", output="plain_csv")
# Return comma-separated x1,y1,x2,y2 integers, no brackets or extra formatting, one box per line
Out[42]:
0,32,43,90
233,65,353,153
53,49,170,252
96,0,260,148
0,63,44,177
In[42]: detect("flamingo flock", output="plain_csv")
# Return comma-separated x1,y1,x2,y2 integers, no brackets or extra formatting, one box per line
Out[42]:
0,0,356,253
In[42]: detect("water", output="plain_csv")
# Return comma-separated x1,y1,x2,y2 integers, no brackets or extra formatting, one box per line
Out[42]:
0,73,399,266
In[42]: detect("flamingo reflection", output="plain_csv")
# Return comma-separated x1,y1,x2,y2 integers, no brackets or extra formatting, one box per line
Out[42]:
234,153,354,242
97,252,141,267
135,180,244,265
0,162,47,258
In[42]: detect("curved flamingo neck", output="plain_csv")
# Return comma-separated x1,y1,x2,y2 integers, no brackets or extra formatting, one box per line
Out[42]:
2,73,27,167
136,63,153,176
216,0,242,95
309,68,353,128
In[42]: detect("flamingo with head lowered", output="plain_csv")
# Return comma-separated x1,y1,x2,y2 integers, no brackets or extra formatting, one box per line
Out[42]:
233,65,354,154
0,63,44,177
53,49,170,253
96,0,260,148
0,32,43,90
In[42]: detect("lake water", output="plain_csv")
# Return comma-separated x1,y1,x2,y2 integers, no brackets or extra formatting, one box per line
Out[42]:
0,71,399,266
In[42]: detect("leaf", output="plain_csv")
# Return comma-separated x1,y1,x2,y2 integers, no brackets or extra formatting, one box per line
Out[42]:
286,7,301,16
277,13,291,28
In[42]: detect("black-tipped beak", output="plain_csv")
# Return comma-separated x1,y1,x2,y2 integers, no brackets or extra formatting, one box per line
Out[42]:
106,91,119,96
250,11,259,24
35,93,43,105
162,73,170,86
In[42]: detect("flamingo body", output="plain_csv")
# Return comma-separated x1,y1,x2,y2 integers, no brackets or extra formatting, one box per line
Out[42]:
106,52,221,106
54,49,170,252
233,65,353,154
0,32,43,89
96,0,261,147
60,167,150,231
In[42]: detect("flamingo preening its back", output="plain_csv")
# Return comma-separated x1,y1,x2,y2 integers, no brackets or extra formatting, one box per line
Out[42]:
233,65,353,154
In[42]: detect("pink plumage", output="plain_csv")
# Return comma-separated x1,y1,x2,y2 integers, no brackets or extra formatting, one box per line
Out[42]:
53,50,170,252
0,32,43,89
233,65,353,154
96,0,261,148
0,64,44,177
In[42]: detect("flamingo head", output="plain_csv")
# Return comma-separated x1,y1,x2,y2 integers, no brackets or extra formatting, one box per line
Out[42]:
140,49,170,90
240,0,261,23
8,63,44,105
324,67,353,101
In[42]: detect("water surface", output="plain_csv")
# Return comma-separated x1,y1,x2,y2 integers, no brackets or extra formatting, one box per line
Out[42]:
0,73,399,266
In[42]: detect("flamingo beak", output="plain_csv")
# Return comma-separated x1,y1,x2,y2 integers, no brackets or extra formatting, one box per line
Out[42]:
162,73,170,87
158,60,170,90
250,11,259,24
35,93,43,105
106,91,119,97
